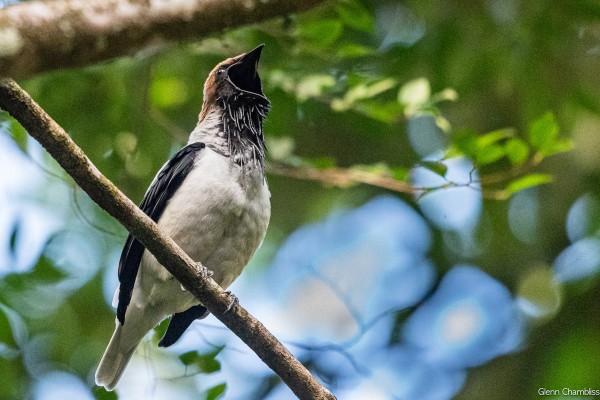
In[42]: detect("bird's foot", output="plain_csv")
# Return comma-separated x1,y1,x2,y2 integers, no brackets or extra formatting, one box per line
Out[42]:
196,262,214,281
180,262,213,291
224,291,239,313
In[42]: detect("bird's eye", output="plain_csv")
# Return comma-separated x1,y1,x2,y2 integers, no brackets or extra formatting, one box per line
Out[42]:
217,68,226,76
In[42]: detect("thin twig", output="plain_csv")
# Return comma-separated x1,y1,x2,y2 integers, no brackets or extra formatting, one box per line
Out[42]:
477,156,540,185
267,162,415,194
267,161,513,200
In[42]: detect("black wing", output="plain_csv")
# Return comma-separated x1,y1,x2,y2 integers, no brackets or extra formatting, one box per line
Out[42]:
116,142,205,324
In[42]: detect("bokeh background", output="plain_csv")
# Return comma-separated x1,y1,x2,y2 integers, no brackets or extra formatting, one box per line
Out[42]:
1,1,600,399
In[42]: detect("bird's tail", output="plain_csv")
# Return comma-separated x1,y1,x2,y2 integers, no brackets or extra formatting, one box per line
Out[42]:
95,324,138,391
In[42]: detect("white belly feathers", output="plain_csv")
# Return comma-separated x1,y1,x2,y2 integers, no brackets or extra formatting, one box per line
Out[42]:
134,148,270,314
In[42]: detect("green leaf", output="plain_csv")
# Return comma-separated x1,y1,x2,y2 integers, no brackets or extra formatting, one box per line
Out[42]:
419,161,448,177
152,318,170,345
398,77,431,116
178,348,222,373
335,44,376,58
391,166,410,181
298,19,343,46
93,387,118,400
207,383,227,400
33,256,68,283
348,79,397,102
543,138,574,157
475,128,514,148
435,115,452,133
350,101,404,123
1,112,29,153
431,88,458,103
332,79,397,113
506,174,553,195
528,112,559,153
336,0,374,32
178,351,197,366
505,138,530,165
476,144,505,165
295,74,336,101
452,130,478,158
3,255,68,288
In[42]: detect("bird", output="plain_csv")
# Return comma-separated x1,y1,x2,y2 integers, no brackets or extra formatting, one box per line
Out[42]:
95,45,271,391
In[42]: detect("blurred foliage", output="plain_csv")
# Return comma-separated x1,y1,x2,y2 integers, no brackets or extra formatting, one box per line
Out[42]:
2,0,600,399
178,348,222,374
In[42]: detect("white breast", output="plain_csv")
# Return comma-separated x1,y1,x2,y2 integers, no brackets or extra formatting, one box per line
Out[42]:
135,148,270,314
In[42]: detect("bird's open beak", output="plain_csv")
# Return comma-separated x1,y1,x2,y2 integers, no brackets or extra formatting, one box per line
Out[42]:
227,44,265,97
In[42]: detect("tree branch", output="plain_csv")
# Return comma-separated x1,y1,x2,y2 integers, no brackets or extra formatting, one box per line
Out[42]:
267,161,415,194
0,0,327,80
0,78,335,399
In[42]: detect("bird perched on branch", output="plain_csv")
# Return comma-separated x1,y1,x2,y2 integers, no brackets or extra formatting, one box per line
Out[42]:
95,45,271,391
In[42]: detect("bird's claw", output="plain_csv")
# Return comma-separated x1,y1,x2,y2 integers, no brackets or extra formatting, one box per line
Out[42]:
180,263,213,292
224,291,239,313
197,262,214,285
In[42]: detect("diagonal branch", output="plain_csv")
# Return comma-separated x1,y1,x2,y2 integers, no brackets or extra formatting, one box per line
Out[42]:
0,78,336,400
0,0,327,80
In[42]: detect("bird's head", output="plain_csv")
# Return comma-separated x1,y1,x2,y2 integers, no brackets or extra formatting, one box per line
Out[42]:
199,44,269,122
195,45,270,170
